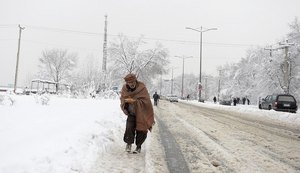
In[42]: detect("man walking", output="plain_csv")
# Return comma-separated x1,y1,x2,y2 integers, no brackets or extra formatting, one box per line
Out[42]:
120,73,155,153
213,96,217,103
153,92,160,106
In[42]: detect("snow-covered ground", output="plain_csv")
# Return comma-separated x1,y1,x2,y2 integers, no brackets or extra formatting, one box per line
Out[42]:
0,94,125,173
182,100,300,125
0,94,299,173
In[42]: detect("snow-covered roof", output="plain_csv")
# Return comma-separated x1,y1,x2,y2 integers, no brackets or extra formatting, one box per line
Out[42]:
31,79,57,84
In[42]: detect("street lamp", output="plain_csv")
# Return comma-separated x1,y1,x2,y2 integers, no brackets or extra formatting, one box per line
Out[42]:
175,55,193,98
168,66,178,95
162,69,175,95
186,26,217,102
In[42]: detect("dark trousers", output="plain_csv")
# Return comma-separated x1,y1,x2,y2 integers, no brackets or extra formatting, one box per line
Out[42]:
123,115,147,147
154,99,158,106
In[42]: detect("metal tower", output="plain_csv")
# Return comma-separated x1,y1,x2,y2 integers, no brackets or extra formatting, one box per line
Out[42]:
102,15,108,72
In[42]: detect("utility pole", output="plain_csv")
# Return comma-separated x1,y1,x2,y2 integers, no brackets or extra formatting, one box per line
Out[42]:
171,68,174,95
279,40,294,94
205,77,208,100
102,14,108,72
264,45,274,57
175,56,193,98
265,41,294,94
181,57,184,98
217,69,221,102
14,24,25,93
101,15,108,91
160,70,162,95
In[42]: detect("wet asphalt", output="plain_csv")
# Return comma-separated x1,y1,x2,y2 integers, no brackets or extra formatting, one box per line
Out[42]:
156,116,190,173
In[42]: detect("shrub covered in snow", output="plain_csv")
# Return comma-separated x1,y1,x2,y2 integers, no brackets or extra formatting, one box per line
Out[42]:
97,90,119,99
0,93,15,106
35,94,50,105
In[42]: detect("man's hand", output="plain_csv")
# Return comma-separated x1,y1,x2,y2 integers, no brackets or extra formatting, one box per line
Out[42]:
123,110,129,115
124,98,136,104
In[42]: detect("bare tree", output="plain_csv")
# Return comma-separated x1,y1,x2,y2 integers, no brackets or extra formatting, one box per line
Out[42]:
73,54,104,95
288,17,300,39
38,49,78,92
108,35,169,83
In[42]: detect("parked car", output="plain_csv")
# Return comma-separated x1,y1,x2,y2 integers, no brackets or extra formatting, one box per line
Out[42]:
165,95,172,101
219,99,232,106
259,94,298,113
169,95,178,102
198,98,205,103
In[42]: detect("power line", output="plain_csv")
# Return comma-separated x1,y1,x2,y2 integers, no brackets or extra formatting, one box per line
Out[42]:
0,24,17,28
0,38,16,41
23,39,100,51
24,25,257,47
25,25,102,36
142,37,255,47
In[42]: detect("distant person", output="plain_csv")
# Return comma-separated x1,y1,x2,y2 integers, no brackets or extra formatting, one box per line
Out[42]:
242,97,246,105
237,97,240,104
120,73,155,154
233,97,237,106
187,94,190,101
213,96,217,103
90,92,96,98
153,92,160,106
247,98,250,105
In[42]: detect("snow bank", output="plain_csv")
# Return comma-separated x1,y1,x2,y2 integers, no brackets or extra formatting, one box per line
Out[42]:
0,95,124,173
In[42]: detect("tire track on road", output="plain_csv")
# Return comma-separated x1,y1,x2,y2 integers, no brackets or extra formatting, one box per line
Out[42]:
156,103,238,172
155,114,190,173
156,100,300,172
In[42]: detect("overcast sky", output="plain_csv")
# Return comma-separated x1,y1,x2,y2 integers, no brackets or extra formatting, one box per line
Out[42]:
1,0,300,87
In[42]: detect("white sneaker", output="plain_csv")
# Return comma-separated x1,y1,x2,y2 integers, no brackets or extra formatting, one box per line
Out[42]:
125,144,132,152
132,146,141,154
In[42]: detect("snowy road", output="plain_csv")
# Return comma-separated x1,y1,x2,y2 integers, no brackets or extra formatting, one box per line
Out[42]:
89,100,300,173
154,100,300,173
2,96,300,173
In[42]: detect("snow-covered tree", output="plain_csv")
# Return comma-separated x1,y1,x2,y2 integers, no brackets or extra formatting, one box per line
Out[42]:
70,54,103,96
287,17,300,101
213,17,300,104
38,49,78,92
108,34,169,86
288,17,300,40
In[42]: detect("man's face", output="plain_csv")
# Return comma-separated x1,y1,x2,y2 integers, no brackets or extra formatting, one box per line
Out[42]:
127,81,137,89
